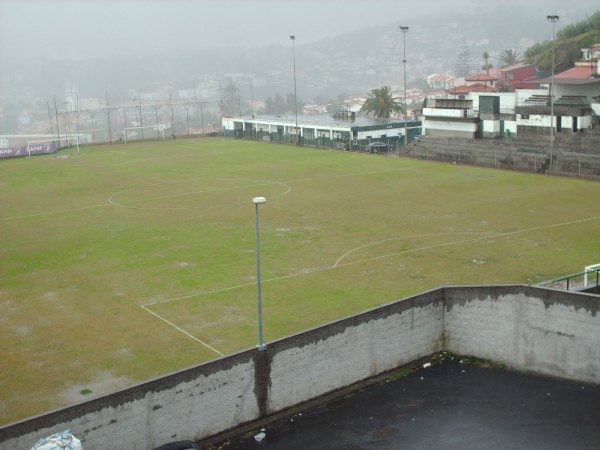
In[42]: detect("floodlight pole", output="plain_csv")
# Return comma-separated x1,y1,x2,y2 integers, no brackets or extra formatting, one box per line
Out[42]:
290,35,299,145
90,110,96,144
547,15,559,169
139,89,144,140
253,196,267,351
400,26,409,153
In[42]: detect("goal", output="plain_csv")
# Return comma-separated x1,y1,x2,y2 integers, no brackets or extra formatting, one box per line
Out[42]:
123,125,165,143
584,263,600,287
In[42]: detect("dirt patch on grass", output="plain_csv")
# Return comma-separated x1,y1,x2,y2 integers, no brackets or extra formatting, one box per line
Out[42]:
58,371,132,405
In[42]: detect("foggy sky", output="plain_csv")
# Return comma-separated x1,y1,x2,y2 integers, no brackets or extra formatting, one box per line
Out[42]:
1,0,597,61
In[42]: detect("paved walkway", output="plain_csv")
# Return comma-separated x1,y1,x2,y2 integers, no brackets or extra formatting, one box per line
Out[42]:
216,359,600,449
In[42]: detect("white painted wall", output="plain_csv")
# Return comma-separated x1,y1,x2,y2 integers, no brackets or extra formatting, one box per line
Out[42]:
517,114,553,127
469,92,518,112
222,117,235,131
482,120,500,133
423,119,478,133
444,290,600,384
423,107,466,118
267,302,444,413
555,83,600,102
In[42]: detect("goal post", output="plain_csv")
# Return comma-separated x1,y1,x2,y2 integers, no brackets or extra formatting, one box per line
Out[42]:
584,263,600,287
27,136,79,158
123,125,165,143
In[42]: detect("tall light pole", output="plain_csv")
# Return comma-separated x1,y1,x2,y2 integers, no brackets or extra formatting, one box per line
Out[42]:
290,35,299,145
139,89,144,141
253,196,267,351
399,26,409,153
547,15,559,168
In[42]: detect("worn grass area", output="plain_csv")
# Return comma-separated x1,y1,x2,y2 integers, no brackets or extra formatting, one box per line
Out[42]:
1,137,599,424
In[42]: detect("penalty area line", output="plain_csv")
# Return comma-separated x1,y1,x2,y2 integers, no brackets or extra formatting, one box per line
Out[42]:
141,304,224,356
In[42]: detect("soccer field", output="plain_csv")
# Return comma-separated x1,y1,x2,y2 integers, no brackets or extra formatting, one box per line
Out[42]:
1,137,599,424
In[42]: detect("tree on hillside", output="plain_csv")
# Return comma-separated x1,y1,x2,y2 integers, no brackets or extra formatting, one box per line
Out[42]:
360,86,404,119
498,49,521,67
525,12,600,72
221,78,238,116
455,42,475,77
264,94,286,114
482,51,493,75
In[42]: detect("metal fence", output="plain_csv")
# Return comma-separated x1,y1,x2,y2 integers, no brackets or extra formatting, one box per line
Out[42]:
408,146,600,179
224,127,422,156
536,269,600,292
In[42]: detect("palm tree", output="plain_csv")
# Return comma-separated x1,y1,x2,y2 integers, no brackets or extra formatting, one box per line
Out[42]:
498,49,521,67
360,86,404,118
482,51,493,75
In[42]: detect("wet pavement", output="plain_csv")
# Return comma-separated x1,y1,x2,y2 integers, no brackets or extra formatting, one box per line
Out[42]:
212,359,600,450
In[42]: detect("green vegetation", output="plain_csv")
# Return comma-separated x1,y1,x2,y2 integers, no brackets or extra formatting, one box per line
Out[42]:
460,356,506,370
360,86,404,118
1,137,599,424
387,369,412,382
498,49,522,67
526,11,600,71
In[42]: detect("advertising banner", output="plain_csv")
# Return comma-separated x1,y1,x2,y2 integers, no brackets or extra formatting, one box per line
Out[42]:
0,143,56,159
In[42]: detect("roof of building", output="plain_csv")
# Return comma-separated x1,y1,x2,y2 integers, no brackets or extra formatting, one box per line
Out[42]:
447,83,500,94
465,73,498,82
233,114,421,130
535,65,600,85
429,73,458,82
499,62,534,72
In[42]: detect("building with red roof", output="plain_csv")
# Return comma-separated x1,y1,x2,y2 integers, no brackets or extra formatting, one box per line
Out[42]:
447,83,499,97
498,62,537,91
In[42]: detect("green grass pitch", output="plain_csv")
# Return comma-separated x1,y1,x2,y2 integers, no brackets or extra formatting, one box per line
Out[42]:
1,137,599,424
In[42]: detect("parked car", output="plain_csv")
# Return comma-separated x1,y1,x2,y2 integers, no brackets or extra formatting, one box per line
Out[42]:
153,440,200,450
366,142,392,153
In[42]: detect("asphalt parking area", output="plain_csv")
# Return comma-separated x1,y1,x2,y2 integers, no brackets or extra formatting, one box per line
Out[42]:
213,358,600,450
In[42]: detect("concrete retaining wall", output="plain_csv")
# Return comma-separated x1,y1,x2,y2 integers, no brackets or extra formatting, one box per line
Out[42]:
444,286,600,384
266,290,444,413
1,286,598,449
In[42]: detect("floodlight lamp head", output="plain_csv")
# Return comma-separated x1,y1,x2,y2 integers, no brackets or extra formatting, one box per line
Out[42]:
253,197,267,204
399,26,409,32
546,15,559,22
290,35,295,40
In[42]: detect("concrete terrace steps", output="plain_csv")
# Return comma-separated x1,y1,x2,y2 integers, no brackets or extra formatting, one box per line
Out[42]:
411,133,600,157
406,135,600,178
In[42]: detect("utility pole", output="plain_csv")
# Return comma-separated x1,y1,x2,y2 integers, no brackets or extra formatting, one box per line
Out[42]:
54,96,61,148
547,15,559,170
290,35,299,145
47,101,56,147
76,93,80,143
400,26,409,152
250,79,254,117
139,89,144,140
200,101,205,134
105,91,112,144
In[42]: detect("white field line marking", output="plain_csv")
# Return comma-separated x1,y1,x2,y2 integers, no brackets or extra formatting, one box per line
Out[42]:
141,304,224,356
333,232,501,267
334,215,600,269
143,214,600,310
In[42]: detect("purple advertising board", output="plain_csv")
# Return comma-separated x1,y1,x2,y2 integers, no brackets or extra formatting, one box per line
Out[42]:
0,143,57,159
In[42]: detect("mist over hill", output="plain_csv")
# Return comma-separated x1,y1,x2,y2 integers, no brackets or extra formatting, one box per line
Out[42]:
1,4,597,116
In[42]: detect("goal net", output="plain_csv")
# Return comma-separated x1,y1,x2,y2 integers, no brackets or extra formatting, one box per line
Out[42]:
123,125,165,143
